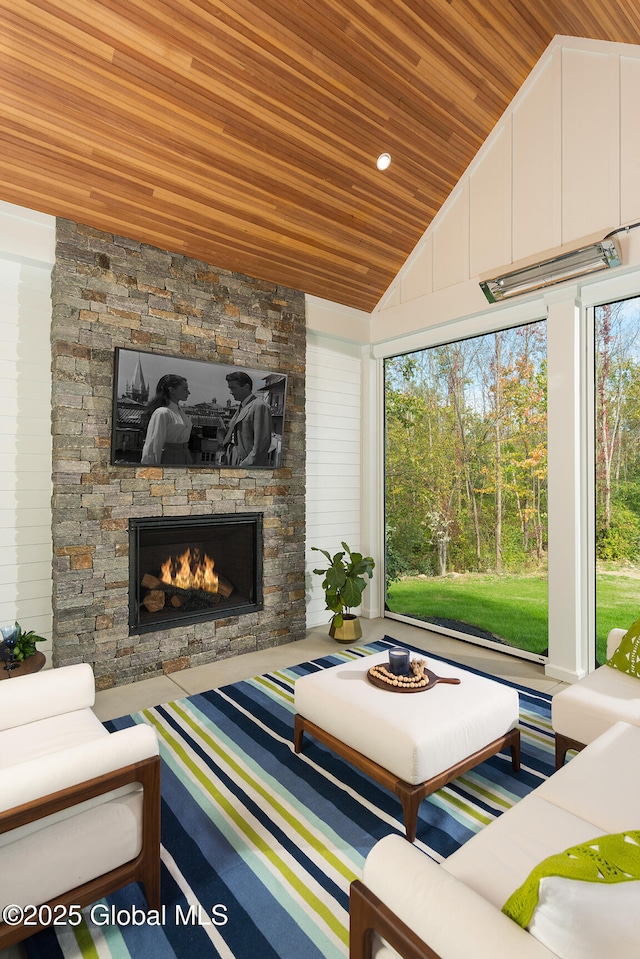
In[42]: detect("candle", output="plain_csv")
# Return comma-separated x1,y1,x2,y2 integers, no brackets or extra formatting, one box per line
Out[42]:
388,647,410,675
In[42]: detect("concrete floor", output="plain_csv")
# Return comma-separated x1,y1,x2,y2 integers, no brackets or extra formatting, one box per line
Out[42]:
92,616,567,722
2,617,565,959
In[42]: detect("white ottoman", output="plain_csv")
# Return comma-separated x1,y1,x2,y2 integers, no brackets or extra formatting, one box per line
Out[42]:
294,650,520,841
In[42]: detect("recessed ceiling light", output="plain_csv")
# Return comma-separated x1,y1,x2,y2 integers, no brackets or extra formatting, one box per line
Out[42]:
376,153,391,171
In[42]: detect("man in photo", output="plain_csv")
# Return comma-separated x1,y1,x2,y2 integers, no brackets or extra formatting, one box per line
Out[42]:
223,371,272,467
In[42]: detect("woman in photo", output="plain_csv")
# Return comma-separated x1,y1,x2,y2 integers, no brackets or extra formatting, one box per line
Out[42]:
140,374,193,465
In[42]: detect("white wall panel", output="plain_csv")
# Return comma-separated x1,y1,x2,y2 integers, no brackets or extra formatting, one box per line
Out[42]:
306,402,360,423
512,53,560,261
0,201,55,264
400,237,433,303
562,48,619,242
305,294,371,342
620,56,640,224
0,206,55,658
469,123,512,278
305,338,363,628
433,184,469,291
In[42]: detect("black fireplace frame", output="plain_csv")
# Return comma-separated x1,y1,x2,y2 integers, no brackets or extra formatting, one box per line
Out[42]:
128,512,264,634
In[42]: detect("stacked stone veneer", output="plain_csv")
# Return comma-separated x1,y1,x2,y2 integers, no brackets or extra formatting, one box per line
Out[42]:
51,219,306,689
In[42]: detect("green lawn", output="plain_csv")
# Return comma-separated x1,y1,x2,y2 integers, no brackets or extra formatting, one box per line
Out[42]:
595,572,640,662
386,571,640,662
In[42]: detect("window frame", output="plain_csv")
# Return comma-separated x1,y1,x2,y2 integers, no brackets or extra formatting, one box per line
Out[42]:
368,267,640,681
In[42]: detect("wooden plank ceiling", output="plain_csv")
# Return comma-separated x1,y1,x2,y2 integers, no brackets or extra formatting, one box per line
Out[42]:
2,1,640,311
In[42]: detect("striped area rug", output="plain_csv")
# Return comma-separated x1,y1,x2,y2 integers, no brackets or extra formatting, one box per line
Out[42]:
25,638,554,959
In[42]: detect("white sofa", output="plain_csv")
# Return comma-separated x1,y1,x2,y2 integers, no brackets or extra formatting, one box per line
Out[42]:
552,628,640,766
0,664,160,947
350,720,640,959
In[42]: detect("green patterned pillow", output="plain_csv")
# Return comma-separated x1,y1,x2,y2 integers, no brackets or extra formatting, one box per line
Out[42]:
502,833,640,959
503,830,640,928
606,618,640,677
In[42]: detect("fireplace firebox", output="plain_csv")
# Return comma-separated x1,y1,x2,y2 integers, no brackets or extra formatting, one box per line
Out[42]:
129,513,263,634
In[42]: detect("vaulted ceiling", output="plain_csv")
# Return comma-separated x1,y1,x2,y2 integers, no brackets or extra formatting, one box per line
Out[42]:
2,2,640,311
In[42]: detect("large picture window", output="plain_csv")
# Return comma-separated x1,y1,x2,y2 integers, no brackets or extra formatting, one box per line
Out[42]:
594,296,640,664
384,321,548,658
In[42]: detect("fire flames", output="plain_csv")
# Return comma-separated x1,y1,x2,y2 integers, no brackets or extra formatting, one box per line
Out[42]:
160,548,219,594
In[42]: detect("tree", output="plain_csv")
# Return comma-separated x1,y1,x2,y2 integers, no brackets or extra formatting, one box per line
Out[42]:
441,343,482,564
500,325,548,562
385,321,548,585
596,302,630,533
595,296,640,563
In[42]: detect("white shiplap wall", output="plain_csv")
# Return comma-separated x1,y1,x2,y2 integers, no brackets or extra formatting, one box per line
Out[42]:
0,202,55,659
305,337,365,628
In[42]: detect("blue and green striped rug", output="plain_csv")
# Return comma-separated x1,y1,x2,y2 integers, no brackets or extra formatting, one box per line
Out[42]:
25,638,554,959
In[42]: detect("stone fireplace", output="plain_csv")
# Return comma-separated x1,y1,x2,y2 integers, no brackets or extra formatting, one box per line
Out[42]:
130,513,263,633
51,219,307,689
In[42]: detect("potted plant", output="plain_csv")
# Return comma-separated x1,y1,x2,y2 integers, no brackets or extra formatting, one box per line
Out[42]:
0,622,47,671
312,542,375,642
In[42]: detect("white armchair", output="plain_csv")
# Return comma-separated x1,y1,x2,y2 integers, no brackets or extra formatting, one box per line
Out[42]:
552,627,640,767
0,663,160,947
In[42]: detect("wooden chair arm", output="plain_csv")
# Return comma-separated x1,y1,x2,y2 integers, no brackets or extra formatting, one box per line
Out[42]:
0,755,161,949
349,879,443,959
0,755,160,835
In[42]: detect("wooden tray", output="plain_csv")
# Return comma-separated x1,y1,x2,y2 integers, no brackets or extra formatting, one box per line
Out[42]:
0,650,46,681
367,666,461,693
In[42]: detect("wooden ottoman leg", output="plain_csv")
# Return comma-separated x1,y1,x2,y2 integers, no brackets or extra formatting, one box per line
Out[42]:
508,727,521,772
555,733,568,769
293,713,304,753
396,784,422,843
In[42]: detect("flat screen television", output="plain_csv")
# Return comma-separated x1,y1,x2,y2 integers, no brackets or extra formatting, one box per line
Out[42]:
111,347,287,469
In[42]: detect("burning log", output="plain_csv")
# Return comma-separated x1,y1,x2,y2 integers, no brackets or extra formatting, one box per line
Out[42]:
215,575,234,598
142,573,163,590
139,547,236,617
142,589,165,613
170,583,223,604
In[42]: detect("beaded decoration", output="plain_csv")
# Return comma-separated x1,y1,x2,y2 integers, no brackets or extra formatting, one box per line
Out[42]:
368,657,430,689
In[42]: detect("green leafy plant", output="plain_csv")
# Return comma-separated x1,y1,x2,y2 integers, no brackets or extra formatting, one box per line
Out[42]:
8,623,47,663
312,542,375,628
